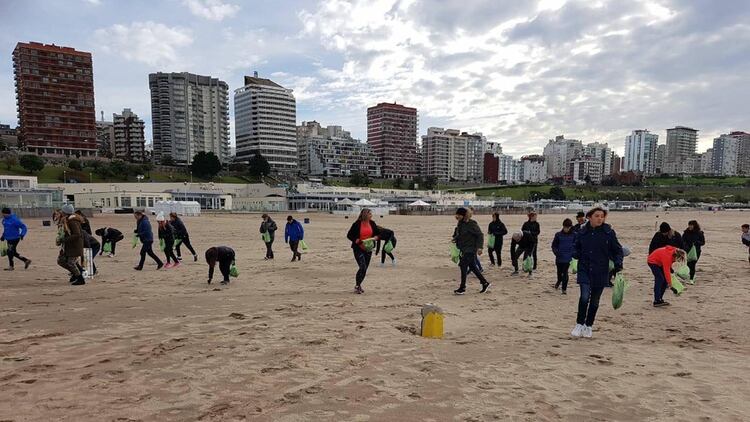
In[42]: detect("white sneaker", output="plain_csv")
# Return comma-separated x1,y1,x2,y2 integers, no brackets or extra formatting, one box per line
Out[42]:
570,324,584,337
582,326,593,338
391,258,397,267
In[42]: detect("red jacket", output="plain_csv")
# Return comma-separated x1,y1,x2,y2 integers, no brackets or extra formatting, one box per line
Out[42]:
647,245,675,285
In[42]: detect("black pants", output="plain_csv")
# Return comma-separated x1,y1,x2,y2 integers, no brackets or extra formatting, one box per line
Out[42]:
265,239,274,259
687,259,698,280
137,241,163,268
219,257,232,282
176,234,196,257
164,240,178,264
89,244,100,275
289,240,301,261
6,239,28,267
459,252,488,289
577,283,605,326
353,248,372,286
101,234,124,255
532,242,538,269
556,262,570,291
512,249,532,272
380,237,396,264
488,242,502,266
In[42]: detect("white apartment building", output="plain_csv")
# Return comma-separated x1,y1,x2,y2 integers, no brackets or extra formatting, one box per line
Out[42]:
113,108,146,162
235,74,297,175
664,126,698,174
712,134,740,176
421,127,485,182
700,148,714,174
569,156,604,184
624,129,659,175
519,155,547,183
497,154,519,183
297,121,381,178
543,135,583,179
584,142,612,176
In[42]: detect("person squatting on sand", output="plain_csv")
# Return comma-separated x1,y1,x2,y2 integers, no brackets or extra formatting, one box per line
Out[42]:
741,224,750,264
95,227,124,257
170,212,198,262
1,207,31,271
648,246,687,307
133,211,163,271
157,212,179,269
205,246,235,285
452,207,490,295
551,218,575,294
510,230,535,277
522,212,541,270
682,220,705,283
284,215,304,262
260,214,278,260
346,208,380,294
375,227,397,267
487,212,508,267
57,204,86,286
571,207,624,339
649,222,683,254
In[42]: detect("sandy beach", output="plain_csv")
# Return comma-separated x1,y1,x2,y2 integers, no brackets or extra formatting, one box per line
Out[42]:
1,211,749,421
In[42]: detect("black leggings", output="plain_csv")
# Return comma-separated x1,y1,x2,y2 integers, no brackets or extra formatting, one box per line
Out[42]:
459,252,487,289
380,237,396,264
488,243,502,266
556,262,570,290
353,248,372,286
532,242,538,269
176,234,196,257
687,258,698,280
163,240,178,264
6,239,28,267
265,238,274,259
137,241,163,268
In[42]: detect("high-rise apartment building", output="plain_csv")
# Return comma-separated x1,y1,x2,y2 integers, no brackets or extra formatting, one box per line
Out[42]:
113,108,146,162
367,102,419,179
498,154,519,184
624,129,659,175
13,42,96,156
96,111,114,158
297,121,380,178
421,127,485,182
584,142,612,176
235,75,297,174
655,144,666,174
712,134,740,176
569,156,604,184
664,126,698,173
542,135,583,179
729,131,750,175
519,155,547,183
149,72,230,165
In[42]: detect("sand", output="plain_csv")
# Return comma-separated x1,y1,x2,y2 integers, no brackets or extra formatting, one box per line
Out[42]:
1,211,749,421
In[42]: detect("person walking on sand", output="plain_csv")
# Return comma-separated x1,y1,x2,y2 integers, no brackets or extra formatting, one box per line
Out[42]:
157,212,179,269
169,212,198,262
74,210,92,235
284,215,304,262
346,208,381,294
648,245,687,307
57,204,86,285
510,231,535,277
682,220,705,283
375,227,397,267
570,207,624,339
649,222,683,254
133,211,163,271
551,218,576,294
259,214,278,260
1,207,31,271
487,212,508,267
522,212,541,270
452,207,491,295
467,207,484,273
205,246,235,285
95,227,124,257
741,224,750,264
572,211,586,233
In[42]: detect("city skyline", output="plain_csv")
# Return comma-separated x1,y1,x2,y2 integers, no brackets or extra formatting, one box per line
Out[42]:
2,0,749,157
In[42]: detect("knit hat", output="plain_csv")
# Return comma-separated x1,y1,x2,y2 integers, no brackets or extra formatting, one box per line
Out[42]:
61,204,75,215
659,222,671,233
455,207,468,217
156,212,166,222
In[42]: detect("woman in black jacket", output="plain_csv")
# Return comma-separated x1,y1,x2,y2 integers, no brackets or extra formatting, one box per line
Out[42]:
170,212,198,262
346,208,380,294
521,212,541,270
682,220,705,283
375,227,397,267
95,227,124,257
649,222,683,253
487,212,508,267
205,246,235,285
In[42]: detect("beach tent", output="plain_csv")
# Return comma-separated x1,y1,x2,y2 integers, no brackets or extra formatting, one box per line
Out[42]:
151,200,201,217
408,200,431,207
354,198,377,207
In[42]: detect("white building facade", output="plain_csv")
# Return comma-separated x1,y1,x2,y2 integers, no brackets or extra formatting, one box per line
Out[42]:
624,129,659,175
543,135,583,179
519,155,547,183
421,127,485,182
297,121,381,178
712,135,740,176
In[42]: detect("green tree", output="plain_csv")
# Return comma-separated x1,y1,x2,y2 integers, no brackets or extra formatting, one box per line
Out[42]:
549,186,566,200
19,154,45,173
349,171,371,187
424,176,438,190
160,154,175,166
68,159,83,171
2,152,18,170
248,153,271,177
393,177,403,189
190,151,222,179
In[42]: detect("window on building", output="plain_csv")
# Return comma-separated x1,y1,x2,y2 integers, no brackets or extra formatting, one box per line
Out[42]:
121,197,131,207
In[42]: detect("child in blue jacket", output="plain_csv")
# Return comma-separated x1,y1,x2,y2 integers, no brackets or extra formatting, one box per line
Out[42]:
284,215,304,262
2,207,31,270
551,218,575,294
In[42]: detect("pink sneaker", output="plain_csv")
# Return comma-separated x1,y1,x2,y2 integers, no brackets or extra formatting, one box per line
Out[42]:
172,261,181,268
164,263,174,269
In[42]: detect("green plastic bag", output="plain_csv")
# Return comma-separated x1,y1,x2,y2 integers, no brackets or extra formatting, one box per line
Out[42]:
300,239,309,251
102,242,112,254
56,227,65,245
487,234,495,249
175,237,183,247
671,277,685,295
159,238,166,251
362,238,375,252
687,246,698,262
229,262,239,278
132,234,139,248
0,241,7,257
262,232,271,243
450,243,461,264
612,272,629,310
383,240,394,253
609,260,615,272
570,258,578,274
675,265,690,280
522,256,534,273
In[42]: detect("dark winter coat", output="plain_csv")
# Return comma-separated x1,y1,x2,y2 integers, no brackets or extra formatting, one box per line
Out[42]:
347,220,381,250
510,231,535,259
488,220,508,248
521,221,540,241
682,229,705,258
83,231,100,250
649,231,683,254
135,216,154,243
260,218,278,241
171,217,189,238
99,227,124,244
62,214,84,258
551,230,576,264
573,223,624,288
158,222,175,243
285,220,304,242
453,219,484,254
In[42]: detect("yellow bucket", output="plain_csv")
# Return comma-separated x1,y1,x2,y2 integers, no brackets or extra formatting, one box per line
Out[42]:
420,304,444,339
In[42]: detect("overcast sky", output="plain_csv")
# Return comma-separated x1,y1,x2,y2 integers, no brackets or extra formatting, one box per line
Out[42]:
2,0,748,157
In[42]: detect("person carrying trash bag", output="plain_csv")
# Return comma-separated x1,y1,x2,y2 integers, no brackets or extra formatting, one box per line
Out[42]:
648,245,687,307
522,212,541,270
95,227,124,257
510,231,535,277
375,226,397,267
157,212,179,269
1,207,31,271
570,207,624,339
681,220,705,284
57,204,86,286
133,211,163,271
551,218,576,294
346,208,381,294
284,215,305,262
259,214,278,260
205,246,236,285
452,207,490,295
487,212,508,267
170,212,198,262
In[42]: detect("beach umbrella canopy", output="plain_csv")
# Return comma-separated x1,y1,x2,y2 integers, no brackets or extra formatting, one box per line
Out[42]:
409,200,431,207
354,198,376,206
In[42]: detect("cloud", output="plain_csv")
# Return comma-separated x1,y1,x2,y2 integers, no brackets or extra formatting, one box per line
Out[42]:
83,0,101,4
93,22,193,68
182,0,240,21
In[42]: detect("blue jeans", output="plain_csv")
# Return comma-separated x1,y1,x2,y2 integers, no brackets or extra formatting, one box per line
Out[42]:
650,263,668,303
577,283,605,326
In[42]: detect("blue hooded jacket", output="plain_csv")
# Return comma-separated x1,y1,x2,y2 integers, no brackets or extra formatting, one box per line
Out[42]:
135,216,154,243
573,223,624,288
2,214,28,241
285,220,304,242
551,230,576,264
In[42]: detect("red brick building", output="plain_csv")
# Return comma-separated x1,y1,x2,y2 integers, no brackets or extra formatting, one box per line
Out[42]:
13,42,97,157
483,152,499,183
367,102,419,179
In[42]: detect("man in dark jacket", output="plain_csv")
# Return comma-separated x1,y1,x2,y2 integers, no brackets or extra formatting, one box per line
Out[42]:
649,222,682,254
170,213,198,262
375,227,397,266
57,204,85,285
453,208,490,295
510,231,535,276
95,227,124,257
260,214,278,260
521,212,541,269
133,211,163,271
572,211,586,233
551,219,576,293
284,215,305,262
487,212,508,267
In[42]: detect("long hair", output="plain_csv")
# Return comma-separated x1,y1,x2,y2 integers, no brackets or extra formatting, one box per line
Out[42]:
687,220,701,231
358,208,372,221
492,212,499,221
673,248,687,265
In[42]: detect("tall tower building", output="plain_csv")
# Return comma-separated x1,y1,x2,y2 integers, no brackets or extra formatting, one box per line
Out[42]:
542,135,583,179
234,75,297,175
624,129,658,175
367,102,419,179
149,72,230,165
13,42,97,156
113,108,146,162
664,126,698,174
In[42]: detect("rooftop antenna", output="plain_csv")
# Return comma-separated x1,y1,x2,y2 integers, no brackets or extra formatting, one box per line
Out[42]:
100,110,104,121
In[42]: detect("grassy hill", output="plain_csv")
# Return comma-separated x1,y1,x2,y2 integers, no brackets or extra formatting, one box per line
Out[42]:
1,164,254,184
